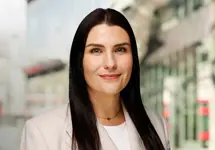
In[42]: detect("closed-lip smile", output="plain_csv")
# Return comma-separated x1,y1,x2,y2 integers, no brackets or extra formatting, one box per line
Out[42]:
99,74,121,80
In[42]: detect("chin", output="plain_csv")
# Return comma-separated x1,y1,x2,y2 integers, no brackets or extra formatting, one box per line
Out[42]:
103,91,119,95
100,88,122,95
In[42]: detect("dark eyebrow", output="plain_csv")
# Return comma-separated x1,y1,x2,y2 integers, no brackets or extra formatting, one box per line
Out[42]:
113,42,130,47
85,43,104,48
85,42,130,48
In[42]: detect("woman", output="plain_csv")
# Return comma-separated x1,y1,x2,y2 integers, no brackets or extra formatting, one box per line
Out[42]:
20,8,171,150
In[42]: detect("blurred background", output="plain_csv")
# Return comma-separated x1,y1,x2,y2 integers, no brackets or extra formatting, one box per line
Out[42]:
0,0,215,150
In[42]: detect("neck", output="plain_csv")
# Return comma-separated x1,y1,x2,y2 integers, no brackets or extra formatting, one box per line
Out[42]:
89,91,121,119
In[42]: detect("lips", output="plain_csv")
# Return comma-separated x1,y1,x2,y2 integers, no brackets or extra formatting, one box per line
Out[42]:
99,74,121,80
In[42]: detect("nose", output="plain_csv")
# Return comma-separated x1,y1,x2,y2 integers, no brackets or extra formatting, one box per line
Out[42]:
103,52,117,70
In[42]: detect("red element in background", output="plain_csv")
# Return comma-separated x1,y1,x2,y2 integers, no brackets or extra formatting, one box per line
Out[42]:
162,100,171,128
197,99,209,104
199,131,209,141
24,65,43,75
163,110,170,118
198,106,209,116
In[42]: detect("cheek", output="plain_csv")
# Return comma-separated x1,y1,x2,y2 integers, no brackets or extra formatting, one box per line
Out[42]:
83,56,100,79
120,55,133,74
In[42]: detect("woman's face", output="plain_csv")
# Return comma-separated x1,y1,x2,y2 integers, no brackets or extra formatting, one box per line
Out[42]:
83,24,133,95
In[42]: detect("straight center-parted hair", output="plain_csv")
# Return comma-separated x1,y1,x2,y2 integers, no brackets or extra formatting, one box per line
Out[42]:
69,8,165,150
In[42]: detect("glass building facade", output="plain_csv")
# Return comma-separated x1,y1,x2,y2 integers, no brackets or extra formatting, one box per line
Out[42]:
139,0,215,149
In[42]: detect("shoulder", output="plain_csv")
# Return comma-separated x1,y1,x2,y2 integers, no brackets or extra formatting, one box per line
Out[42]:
144,107,170,149
20,104,69,150
26,104,68,126
144,107,164,127
24,104,69,138
23,105,68,142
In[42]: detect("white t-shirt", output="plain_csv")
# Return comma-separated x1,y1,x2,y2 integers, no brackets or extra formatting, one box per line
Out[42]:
103,122,131,150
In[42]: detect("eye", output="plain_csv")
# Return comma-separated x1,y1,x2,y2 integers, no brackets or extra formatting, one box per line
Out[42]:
90,48,102,54
115,47,126,53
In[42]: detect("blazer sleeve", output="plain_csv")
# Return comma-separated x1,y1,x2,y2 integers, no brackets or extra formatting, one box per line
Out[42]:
145,107,172,150
20,120,49,150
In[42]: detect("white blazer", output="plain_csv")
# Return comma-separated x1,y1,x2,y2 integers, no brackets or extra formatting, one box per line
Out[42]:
20,104,171,150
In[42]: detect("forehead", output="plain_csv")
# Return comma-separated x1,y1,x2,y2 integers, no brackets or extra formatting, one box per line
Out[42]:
86,24,130,45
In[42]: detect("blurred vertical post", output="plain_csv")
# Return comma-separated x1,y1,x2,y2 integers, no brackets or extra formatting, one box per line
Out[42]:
0,0,27,115
196,33,215,149
209,2,215,149
208,34,215,150
201,21,215,150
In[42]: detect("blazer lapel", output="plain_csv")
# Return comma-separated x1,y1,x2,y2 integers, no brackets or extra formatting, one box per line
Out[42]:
63,105,117,150
123,105,146,150
63,104,146,150
97,122,118,150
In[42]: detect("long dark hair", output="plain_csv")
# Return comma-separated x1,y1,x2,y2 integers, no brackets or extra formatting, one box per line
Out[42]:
69,8,165,150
